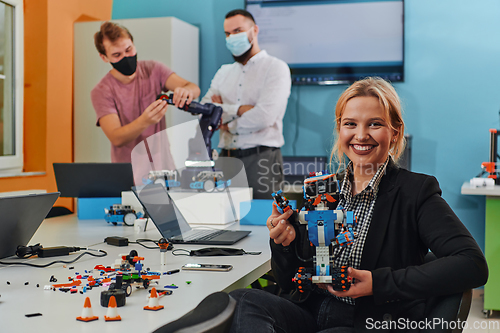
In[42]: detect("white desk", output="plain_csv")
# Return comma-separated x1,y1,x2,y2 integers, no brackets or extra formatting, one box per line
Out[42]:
461,182,500,316
0,215,271,332
461,182,500,196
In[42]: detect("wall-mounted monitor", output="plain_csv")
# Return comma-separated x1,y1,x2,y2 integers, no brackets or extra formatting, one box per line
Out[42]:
246,0,404,85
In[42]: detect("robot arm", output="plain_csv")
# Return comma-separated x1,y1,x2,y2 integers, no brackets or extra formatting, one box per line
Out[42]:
158,93,222,160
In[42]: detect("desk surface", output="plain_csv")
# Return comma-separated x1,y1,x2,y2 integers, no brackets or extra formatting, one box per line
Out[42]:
0,215,271,332
461,182,500,196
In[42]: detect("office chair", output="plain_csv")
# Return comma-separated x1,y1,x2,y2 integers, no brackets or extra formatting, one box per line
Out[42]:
45,206,73,218
153,291,236,333
422,252,473,333
250,271,282,296
263,253,472,333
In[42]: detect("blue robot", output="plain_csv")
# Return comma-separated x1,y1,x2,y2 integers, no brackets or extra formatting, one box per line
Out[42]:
104,204,143,226
272,171,357,292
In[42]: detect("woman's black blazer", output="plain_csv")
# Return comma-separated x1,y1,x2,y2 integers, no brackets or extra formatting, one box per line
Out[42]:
271,160,488,331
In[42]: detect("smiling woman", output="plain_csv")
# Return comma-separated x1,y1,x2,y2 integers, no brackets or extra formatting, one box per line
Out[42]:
331,77,405,171
338,97,394,189
227,77,488,333
332,77,405,194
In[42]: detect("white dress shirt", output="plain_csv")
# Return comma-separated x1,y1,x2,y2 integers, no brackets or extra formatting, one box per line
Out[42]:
201,50,291,150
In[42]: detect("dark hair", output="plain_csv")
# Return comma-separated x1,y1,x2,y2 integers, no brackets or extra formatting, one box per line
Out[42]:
94,22,134,56
225,9,256,24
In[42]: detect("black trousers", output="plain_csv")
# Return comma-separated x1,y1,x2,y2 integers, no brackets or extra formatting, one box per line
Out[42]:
228,289,355,333
238,147,284,199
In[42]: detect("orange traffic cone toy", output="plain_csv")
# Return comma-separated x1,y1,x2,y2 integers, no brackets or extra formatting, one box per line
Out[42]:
76,296,99,322
144,287,164,311
104,295,121,321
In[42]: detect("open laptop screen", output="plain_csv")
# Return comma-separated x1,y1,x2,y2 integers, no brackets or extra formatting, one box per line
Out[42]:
132,184,190,239
0,192,60,259
53,163,134,197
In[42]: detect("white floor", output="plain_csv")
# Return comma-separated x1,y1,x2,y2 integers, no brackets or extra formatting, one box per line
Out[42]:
464,289,500,332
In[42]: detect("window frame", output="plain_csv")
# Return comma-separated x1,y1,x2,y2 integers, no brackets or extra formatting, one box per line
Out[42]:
0,0,23,173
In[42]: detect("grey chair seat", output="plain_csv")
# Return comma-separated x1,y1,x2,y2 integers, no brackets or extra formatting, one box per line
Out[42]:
153,291,236,333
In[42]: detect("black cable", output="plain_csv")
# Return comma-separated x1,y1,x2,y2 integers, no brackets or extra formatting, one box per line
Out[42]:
129,238,174,250
476,170,486,178
0,248,107,268
15,243,43,259
294,238,344,263
130,239,159,249
289,211,312,263
172,249,191,256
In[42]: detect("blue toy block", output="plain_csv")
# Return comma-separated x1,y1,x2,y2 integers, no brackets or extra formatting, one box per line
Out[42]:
77,197,121,220
305,210,336,247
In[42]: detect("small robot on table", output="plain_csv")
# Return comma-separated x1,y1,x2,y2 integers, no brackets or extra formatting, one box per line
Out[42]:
272,171,357,293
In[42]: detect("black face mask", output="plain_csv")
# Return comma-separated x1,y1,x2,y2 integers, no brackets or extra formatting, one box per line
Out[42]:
111,54,137,76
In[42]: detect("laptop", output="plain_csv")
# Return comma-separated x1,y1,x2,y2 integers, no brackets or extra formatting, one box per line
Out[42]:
0,192,60,259
53,163,135,197
132,184,251,245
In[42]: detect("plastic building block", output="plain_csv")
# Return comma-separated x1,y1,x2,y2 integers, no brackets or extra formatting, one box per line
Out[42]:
272,171,357,293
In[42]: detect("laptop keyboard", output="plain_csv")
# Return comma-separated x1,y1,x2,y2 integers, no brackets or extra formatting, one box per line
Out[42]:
182,229,226,241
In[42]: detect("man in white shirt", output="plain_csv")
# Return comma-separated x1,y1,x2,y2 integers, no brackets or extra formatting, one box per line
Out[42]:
201,9,291,199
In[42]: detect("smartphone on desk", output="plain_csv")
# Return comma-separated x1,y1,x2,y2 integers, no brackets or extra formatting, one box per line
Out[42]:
182,263,233,272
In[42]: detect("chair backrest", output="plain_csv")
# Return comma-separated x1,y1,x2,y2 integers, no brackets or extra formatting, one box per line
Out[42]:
282,156,327,184
422,253,472,333
153,291,236,333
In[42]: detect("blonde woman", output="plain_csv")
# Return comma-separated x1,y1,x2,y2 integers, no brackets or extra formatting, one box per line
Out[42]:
229,77,488,332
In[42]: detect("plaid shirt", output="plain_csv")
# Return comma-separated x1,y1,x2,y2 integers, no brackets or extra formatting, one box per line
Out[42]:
332,157,389,305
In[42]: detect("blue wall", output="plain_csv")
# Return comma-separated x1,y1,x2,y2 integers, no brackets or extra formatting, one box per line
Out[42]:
112,0,241,95
113,0,500,251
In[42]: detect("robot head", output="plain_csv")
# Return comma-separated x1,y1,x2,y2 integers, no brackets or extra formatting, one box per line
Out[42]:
304,172,339,199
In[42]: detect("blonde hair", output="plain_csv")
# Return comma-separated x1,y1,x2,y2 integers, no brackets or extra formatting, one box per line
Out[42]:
330,77,405,170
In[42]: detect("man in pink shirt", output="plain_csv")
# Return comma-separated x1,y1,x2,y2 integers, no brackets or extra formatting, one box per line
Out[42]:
91,22,200,163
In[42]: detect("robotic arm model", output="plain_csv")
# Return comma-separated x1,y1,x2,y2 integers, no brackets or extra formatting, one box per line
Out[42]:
272,171,357,293
156,93,230,192
157,93,222,160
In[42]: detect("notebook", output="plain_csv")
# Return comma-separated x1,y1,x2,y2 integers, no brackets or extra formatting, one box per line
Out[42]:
0,192,60,259
53,163,135,197
132,184,251,245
